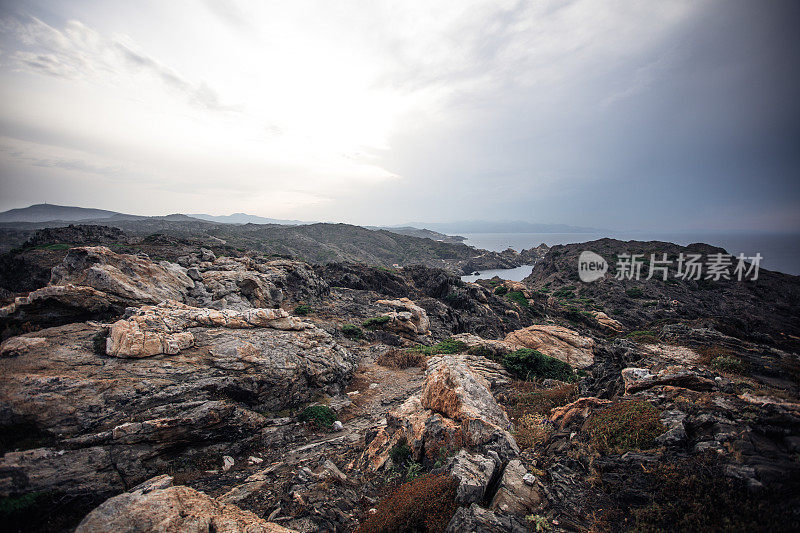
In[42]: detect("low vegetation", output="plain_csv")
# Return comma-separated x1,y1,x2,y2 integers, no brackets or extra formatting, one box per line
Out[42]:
355,474,459,533
594,456,800,532
411,338,467,356
585,400,663,453
362,315,391,329
493,285,508,295
500,349,576,382
293,304,312,316
298,405,337,428
341,324,363,339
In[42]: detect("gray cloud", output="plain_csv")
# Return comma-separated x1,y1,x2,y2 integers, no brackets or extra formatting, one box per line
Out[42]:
0,14,238,112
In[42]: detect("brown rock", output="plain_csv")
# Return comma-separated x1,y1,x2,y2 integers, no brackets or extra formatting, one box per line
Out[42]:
505,325,595,368
76,483,295,533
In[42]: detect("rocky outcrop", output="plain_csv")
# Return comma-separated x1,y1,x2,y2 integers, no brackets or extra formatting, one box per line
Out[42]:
621,365,716,393
106,300,308,357
450,333,514,357
358,355,518,471
51,246,195,304
490,459,545,516
375,297,430,337
0,320,357,498
76,476,295,533
590,311,624,332
505,325,595,368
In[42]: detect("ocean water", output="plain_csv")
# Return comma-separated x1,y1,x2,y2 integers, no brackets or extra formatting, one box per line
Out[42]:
459,232,800,279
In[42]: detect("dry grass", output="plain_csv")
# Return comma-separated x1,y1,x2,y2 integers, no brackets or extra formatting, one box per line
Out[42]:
376,348,426,369
585,400,663,453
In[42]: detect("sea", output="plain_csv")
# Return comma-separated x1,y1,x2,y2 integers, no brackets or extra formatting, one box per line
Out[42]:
459,232,800,281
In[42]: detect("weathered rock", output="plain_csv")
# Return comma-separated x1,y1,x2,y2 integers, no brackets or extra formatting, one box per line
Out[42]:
76,483,295,533
426,353,514,389
105,300,307,358
591,311,624,332
446,503,529,533
420,356,510,430
375,297,430,336
0,284,130,326
621,366,716,393
0,335,47,357
448,450,497,504
0,320,357,497
50,246,195,304
357,355,518,471
505,325,595,368
549,397,612,429
450,333,515,357
490,459,545,516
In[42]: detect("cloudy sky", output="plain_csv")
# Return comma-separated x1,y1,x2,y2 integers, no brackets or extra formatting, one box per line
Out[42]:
0,0,797,231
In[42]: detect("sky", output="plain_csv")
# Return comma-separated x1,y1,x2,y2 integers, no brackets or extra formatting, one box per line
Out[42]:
0,0,798,231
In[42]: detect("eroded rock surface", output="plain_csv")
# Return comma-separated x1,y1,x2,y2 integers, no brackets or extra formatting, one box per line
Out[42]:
505,324,595,368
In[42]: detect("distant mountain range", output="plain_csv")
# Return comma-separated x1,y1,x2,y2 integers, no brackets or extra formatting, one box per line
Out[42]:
0,204,605,237
401,220,608,234
187,213,311,225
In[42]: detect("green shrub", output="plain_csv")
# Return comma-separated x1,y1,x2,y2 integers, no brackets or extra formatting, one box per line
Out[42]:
0,492,42,518
412,338,467,355
298,405,337,428
389,437,413,466
552,287,575,299
355,474,459,533
501,349,576,382
341,324,363,339
585,400,663,453
362,315,391,329
625,287,644,298
506,290,529,307
494,285,509,295
294,304,312,316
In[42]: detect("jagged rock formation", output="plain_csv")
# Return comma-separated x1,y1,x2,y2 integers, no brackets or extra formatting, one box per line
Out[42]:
0,236,798,532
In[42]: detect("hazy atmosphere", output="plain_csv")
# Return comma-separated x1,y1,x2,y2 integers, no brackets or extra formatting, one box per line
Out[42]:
1,0,798,231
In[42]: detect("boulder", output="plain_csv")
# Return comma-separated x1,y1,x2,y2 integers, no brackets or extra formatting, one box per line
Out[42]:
447,450,497,504
505,325,595,369
490,459,545,516
549,397,611,429
0,335,47,357
76,482,295,533
590,311,623,332
375,297,430,336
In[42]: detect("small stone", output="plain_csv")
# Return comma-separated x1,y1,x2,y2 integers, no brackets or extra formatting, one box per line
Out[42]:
248,456,263,464
333,420,344,431
347,390,360,396
523,473,536,486
368,508,377,515
222,455,235,471
369,383,378,390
